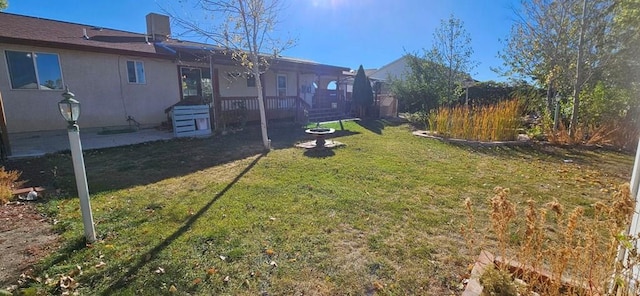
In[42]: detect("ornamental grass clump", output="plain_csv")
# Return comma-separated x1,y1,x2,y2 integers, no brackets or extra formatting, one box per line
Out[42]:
465,184,638,295
427,100,521,141
0,166,23,204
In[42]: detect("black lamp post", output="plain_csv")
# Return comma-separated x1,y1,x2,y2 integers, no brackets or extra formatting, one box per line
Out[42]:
58,87,96,243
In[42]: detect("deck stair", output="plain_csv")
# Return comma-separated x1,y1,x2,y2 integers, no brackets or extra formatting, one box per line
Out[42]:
307,108,350,123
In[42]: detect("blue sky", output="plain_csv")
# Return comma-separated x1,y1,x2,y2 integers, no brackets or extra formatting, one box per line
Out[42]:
4,0,519,82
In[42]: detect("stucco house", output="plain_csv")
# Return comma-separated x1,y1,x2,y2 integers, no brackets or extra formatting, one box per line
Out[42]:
0,12,349,155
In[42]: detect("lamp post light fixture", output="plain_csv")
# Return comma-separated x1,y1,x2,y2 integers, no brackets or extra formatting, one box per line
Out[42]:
58,87,96,243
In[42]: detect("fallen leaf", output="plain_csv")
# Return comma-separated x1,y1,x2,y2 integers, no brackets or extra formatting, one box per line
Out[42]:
207,268,217,275
155,267,165,274
68,265,82,277
269,217,276,221
269,261,278,267
265,249,275,256
192,278,202,285
95,261,107,269
219,255,227,261
223,276,230,283
373,281,384,290
169,285,177,292
59,275,78,290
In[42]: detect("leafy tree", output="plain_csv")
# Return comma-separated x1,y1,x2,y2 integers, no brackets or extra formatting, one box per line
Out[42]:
605,0,640,106
501,0,619,138
499,0,575,113
169,0,294,150
352,65,373,117
428,15,477,104
0,0,7,10
389,54,443,113
568,0,618,138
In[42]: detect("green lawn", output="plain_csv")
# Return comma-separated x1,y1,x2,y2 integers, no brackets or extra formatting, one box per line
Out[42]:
11,120,634,295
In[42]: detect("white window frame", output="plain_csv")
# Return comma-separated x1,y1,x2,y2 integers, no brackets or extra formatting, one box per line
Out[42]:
4,50,64,90
126,60,146,84
277,74,287,97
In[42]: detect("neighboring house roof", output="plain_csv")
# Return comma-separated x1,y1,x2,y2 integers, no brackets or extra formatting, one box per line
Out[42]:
368,56,410,82
368,55,475,83
364,69,378,77
0,12,349,74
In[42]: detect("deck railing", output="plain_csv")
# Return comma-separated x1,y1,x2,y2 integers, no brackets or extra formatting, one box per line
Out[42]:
313,89,345,110
218,96,301,127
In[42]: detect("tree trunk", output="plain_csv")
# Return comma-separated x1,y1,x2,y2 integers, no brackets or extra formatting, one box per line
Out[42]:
546,80,554,115
569,0,587,140
253,59,270,150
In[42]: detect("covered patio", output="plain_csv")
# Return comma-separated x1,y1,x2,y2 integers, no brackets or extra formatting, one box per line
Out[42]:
161,41,351,129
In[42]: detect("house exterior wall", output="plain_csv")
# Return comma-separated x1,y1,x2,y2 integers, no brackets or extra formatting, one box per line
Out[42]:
0,43,180,133
263,70,297,97
216,66,298,98
216,65,258,97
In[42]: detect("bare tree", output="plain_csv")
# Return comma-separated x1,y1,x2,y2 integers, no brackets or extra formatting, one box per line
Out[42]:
169,0,294,150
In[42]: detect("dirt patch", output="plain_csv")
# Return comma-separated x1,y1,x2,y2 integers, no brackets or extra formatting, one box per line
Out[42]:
0,202,60,289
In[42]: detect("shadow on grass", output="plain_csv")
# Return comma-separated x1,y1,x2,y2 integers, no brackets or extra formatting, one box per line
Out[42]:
99,152,266,295
446,141,634,175
356,119,385,135
7,124,302,195
8,122,361,196
303,148,336,158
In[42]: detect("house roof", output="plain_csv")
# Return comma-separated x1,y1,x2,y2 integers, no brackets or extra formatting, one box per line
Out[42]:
0,12,350,75
160,41,349,75
0,12,172,58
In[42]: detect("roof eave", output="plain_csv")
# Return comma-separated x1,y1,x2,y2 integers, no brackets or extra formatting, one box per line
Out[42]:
0,37,175,59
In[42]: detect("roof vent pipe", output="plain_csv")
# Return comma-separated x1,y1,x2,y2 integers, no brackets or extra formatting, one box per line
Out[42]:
82,28,89,40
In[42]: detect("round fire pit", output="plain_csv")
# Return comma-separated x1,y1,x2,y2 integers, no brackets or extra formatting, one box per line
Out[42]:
305,127,335,148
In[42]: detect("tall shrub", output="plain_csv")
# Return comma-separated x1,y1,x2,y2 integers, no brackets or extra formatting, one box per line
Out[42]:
352,65,373,117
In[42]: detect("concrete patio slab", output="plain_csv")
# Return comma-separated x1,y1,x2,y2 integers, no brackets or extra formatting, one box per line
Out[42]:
8,128,175,159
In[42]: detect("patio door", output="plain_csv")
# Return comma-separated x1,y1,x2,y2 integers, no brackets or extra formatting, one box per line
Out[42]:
180,67,213,104
181,67,201,103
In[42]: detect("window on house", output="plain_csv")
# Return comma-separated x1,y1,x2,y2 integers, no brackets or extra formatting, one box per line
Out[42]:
277,74,287,97
246,74,256,87
126,60,145,84
5,50,64,90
